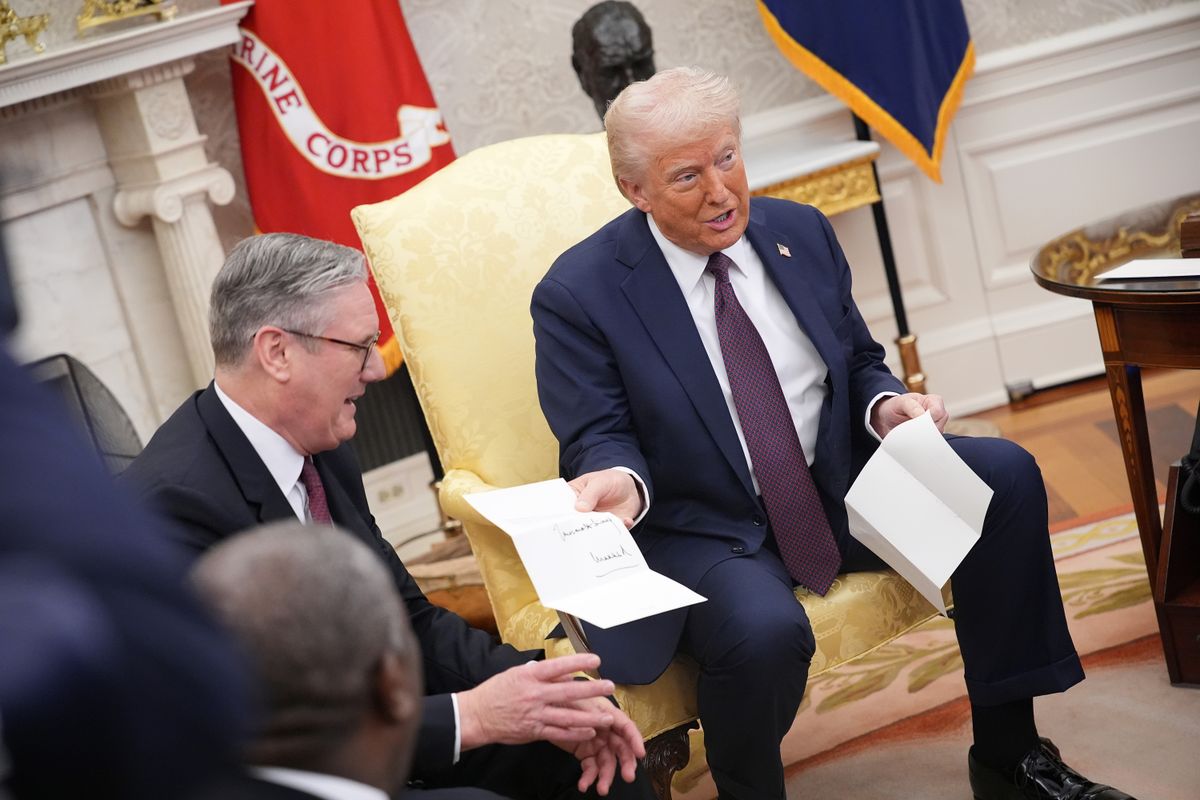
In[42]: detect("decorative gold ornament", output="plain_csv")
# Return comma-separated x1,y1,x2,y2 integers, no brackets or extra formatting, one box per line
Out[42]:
752,155,882,217
0,1,50,66
76,0,176,36
1034,195,1200,286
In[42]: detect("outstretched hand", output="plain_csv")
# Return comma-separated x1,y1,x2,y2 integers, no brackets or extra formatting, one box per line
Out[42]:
569,469,641,529
552,696,645,795
870,392,949,438
455,654,620,750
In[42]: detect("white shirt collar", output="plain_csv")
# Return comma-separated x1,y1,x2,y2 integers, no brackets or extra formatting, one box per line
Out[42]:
646,212,753,295
251,766,388,800
213,381,306,503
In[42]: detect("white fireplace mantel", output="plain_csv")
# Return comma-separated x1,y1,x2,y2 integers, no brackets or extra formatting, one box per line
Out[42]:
0,1,253,438
0,1,251,108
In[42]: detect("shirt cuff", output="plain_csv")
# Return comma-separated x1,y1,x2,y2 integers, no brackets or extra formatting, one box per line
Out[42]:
450,692,462,764
864,392,899,443
610,466,650,526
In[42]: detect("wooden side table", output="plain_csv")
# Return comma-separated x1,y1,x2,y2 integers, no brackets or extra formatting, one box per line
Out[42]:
1032,198,1200,685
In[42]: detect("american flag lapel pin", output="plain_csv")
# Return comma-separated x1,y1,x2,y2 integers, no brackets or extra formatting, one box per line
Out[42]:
777,243,791,258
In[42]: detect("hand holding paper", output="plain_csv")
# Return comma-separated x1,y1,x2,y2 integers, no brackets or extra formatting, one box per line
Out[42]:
466,479,705,630
845,412,993,614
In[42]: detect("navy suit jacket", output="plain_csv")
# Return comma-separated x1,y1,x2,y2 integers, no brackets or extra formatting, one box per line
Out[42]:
121,385,531,777
532,198,905,684
0,350,249,799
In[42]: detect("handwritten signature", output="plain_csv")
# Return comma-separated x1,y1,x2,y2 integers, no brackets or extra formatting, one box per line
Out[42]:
590,545,633,564
554,518,610,542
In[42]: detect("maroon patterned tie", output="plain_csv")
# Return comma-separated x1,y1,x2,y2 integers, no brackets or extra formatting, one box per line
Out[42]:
707,252,841,594
300,458,333,525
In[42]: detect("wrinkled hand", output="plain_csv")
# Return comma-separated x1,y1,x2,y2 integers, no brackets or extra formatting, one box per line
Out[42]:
456,654,620,750
551,696,645,795
870,392,949,438
569,469,641,529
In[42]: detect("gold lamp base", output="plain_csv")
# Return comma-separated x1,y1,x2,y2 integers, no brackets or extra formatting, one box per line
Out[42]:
895,333,927,394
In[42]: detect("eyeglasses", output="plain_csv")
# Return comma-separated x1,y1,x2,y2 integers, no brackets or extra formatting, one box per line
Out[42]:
280,328,381,373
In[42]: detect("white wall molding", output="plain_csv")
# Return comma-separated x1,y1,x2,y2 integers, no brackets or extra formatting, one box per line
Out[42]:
1,2,253,436
944,5,1200,398
0,2,251,108
969,3,1200,89
986,296,1095,338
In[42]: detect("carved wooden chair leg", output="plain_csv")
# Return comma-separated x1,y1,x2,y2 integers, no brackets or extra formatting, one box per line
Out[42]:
643,721,696,800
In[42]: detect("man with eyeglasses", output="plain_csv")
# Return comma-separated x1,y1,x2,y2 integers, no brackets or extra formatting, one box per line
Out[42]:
122,232,652,800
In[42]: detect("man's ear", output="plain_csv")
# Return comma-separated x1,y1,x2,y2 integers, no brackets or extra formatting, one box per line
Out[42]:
374,651,418,725
253,328,291,383
620,177,652,213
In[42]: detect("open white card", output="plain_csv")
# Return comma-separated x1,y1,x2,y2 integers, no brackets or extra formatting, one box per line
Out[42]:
465,479,705,630
1096,258,1200,281
844,413,993,614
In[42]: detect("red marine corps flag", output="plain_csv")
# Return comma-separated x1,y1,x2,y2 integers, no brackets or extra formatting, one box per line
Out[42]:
223,0,455,374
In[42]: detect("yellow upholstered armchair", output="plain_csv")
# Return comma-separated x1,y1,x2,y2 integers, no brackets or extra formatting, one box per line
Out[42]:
352,132,940,796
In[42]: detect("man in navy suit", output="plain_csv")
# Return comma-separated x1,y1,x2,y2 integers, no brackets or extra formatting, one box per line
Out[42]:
532,67,1134,800
122,233,650,800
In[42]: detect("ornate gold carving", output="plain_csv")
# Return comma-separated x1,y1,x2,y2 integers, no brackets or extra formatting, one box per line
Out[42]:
77,0,176,36
0,1,49,66
752,155,881,217
1034,195,1200,285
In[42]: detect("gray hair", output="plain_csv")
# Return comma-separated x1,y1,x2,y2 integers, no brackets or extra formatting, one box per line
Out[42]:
604,66,742,193
209,233,368,366
190,522,417,759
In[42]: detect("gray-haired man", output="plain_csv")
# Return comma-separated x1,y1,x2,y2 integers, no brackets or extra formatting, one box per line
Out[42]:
123,232,651,799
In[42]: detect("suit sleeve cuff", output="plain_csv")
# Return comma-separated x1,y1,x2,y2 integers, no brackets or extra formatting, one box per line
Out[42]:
450,692,462,763
610,466,649,525
865,392,899,443
413,694,457,774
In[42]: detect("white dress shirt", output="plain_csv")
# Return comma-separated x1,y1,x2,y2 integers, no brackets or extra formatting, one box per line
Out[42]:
620,215,893,508
649,215,830,484
213,381,312,524
252,766,387,800
214,381,465,762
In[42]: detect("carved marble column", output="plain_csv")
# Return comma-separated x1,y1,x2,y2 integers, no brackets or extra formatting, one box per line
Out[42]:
89,59,233,387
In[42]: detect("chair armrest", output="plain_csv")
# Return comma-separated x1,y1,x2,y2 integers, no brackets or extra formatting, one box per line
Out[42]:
438,468,501,527
437,469,550,646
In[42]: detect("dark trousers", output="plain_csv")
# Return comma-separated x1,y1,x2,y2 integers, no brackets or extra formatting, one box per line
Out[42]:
679,436,1084,800
415,738,656,800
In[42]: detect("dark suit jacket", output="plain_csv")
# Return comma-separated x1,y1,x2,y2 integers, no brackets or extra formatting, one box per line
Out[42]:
0,348,248,799
531,198,905,683
121,385,531,776
191,773,323,799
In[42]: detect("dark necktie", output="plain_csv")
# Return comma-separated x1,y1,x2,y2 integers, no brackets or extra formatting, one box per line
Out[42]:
706,251,840,594
300,458,333,525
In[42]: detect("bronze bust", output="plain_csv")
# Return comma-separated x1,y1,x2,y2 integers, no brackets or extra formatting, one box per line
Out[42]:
571,1,656,123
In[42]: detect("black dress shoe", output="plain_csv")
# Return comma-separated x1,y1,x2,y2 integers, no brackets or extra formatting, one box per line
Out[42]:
969,737,1136,799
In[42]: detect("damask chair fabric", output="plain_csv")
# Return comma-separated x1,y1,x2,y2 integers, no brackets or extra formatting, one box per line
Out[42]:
351,132,940,791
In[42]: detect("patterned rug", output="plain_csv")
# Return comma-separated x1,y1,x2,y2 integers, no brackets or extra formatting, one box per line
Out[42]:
676,509,1197,799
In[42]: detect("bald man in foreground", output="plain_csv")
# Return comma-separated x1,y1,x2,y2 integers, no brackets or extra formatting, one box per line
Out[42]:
190,521,425,799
